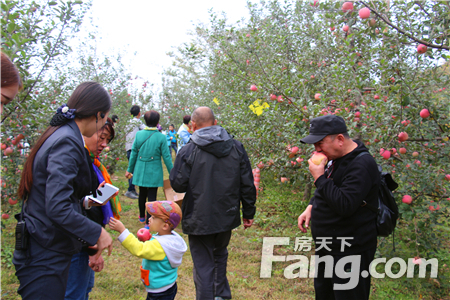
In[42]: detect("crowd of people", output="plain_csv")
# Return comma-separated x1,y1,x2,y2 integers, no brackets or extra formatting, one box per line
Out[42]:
2,50,381,300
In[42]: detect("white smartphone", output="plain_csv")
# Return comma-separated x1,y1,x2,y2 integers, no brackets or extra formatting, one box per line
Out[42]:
87,183,119,204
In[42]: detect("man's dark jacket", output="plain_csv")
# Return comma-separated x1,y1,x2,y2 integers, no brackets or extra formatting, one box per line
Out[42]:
170,125,256,235
310,140,380,254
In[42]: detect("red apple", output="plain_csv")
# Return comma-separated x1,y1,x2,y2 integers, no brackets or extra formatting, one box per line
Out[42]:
359,7,371,19
445,174,450,181
391,148,397,154
4,147,13,156
342,1,354,12
2,213,10,220
381,150,391,160
250,85,258,91
399,148,407,154
402,195,412,204
137,228,152,241
277,95,284,102
280,177,289,183
429,204,440,212
419,109,430,118
290,146,299,155
398,132,409,142
412,151,419,157
417,44,427,54
412,257,422,265
1,143,6,150
116,157,120,161
369,18,376,27
257,162,264,169
374,95,380,100
343,25,349,32
311,152,328,165
355,111,361,117
314,93,321,100
270,94,277,101
330,26,335,31
104,147,110,152
296,157,304,163
8,198,18,205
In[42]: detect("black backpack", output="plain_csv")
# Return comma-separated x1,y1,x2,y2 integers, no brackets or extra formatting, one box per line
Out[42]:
356,152,399,238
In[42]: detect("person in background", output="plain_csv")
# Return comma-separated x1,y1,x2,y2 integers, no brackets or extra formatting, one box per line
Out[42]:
111,114,119,124
177,115,191,151
125,110,173,228
166,124,177,157
65,118,121,300
125,105,144,199
14,82,114,299
109,201,187,300
170,107,256,300
1,52,23,114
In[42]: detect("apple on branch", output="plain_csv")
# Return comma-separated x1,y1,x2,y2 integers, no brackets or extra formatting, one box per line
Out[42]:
402,195,412,204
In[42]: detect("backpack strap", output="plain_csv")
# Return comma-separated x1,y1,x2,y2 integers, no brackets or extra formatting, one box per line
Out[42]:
137,131,157,152
353,151,380,212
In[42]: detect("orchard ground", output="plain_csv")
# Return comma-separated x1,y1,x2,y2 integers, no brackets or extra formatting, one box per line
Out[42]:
1,158,449,300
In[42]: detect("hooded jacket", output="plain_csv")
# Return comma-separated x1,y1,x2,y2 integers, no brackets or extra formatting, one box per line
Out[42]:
118,229,187,292
310,140,380,254
169,125,256,235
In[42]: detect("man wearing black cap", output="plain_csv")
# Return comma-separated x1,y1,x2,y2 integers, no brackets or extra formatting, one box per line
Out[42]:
298,115,380,300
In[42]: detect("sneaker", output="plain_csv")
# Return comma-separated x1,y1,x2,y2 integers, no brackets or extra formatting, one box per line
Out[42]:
144,225,149,230
125,191,138,199
131,190,139,197
139,217,145,223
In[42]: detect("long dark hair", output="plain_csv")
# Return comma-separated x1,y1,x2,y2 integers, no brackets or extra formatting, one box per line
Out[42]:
18,82,111,198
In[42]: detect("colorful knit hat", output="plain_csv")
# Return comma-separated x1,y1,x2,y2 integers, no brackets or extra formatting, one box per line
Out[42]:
146,201,182,229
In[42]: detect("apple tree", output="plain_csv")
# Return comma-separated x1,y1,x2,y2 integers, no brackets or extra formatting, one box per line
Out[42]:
161,0,450,275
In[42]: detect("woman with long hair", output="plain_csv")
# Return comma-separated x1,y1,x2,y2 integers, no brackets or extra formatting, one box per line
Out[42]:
125,110,173,227
65,118,121,300
1,52,22,113
14,82,114,299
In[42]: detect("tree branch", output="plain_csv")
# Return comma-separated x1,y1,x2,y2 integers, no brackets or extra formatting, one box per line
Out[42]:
359,1,449,51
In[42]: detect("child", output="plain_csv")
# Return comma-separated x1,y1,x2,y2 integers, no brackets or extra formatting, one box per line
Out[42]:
109,201,187,300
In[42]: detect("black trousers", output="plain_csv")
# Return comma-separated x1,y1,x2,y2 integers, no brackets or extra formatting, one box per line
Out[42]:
126,150,136,192
13,236,73,299
314,247,376,300
189,231,232,300
139,186,158,223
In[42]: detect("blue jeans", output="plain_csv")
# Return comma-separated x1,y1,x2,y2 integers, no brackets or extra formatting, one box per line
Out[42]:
147,282,177,300
126,150,136,192
65,251,95,300
169,143,178,156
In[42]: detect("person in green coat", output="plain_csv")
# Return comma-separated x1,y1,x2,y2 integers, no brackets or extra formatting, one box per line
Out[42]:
125,110,173,227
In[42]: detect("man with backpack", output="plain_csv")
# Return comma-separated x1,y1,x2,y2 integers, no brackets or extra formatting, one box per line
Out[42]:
170,106,256,300
297,115,380,300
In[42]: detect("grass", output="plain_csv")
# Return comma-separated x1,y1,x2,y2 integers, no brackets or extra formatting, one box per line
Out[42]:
1,157,450,299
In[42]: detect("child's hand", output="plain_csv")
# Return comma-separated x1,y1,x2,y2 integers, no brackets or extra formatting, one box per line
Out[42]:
109,217,126,234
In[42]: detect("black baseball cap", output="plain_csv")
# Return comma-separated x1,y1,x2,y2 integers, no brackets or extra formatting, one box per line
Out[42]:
300,115,348,144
